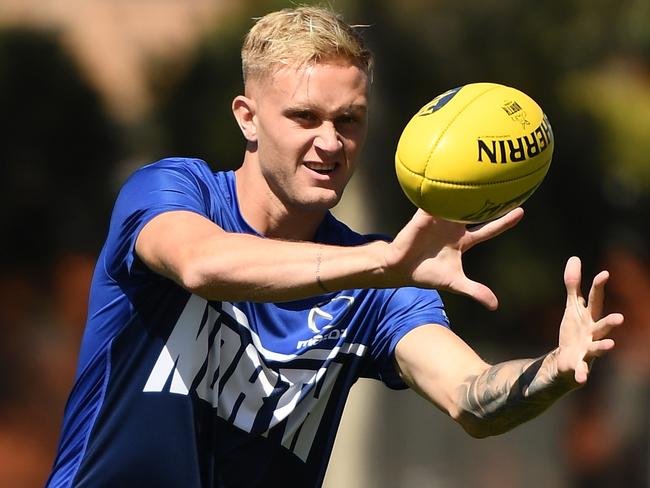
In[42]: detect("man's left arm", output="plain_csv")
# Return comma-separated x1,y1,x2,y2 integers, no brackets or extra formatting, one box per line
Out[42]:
394,256,624,438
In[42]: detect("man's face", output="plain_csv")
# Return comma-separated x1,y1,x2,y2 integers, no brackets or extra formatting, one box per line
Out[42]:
248,61,369,212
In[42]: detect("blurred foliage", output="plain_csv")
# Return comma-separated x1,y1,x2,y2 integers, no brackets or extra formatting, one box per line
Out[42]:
0,28,121,275
151,25,245,170
562,62,650,196
151,0,292,169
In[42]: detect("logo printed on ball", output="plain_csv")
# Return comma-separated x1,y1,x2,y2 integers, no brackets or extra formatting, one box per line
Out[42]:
502,100,531,129
461,183,542,222
418,87,462,116
501,100,523,116
477,115,553,164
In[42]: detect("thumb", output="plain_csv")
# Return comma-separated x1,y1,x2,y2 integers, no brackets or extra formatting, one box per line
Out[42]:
574,360,589,384
564,256,583,303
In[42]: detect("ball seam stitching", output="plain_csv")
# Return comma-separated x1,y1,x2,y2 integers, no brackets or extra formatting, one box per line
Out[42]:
399,156,551,188
419,84,501,198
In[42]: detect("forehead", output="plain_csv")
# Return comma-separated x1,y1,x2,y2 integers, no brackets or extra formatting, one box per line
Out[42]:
250,61,369,111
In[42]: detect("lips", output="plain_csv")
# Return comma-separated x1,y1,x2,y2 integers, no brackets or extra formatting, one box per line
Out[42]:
303,162,337,175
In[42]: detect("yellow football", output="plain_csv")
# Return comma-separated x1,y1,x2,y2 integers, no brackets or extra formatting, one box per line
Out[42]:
395,82,554,223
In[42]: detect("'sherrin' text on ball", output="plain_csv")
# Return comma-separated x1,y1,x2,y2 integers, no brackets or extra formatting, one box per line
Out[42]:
477,115,553,164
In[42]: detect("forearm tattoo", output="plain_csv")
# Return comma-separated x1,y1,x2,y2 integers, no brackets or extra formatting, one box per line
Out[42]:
458,352,570,434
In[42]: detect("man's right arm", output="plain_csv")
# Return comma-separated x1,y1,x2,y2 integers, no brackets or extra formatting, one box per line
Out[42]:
135,210,388,302
135,207,524,305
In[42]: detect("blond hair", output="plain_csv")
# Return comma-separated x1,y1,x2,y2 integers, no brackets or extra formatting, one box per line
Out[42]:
242,5,373,83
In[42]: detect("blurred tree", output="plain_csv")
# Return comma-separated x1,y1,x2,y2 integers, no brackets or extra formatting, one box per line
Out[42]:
0,28,122,485
152,1,287,170
0,28,121,275
151,25,245,171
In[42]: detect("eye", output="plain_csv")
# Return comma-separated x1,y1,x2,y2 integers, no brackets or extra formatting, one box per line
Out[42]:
336,114,360,125
289,110,319,126
335,112,366,133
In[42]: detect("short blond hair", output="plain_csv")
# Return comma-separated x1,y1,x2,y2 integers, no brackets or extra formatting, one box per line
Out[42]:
242,5,373,84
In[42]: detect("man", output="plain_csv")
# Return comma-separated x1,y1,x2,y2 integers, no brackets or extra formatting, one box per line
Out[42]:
47,6,623,487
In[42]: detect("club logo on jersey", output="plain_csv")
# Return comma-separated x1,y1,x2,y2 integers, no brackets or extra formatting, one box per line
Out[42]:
297,295,355,348
308,295,354,333
142,294,366,462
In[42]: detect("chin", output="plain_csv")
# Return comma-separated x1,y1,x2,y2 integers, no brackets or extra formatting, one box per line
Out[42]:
297,190,343,212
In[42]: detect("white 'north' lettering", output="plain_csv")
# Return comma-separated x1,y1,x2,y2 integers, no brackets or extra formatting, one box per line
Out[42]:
281,364,342,461
143,295,367,461
143,294,218,394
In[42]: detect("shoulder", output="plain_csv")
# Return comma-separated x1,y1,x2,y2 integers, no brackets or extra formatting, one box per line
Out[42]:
118,157,215,192
118,157,232,206
107,157,230,240
133,157,216,180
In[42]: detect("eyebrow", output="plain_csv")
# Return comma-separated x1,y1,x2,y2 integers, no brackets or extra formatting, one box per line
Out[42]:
284,104,368,116
341,104,368,116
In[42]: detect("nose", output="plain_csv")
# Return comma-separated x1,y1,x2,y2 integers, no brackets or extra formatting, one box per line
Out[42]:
314,122,343,153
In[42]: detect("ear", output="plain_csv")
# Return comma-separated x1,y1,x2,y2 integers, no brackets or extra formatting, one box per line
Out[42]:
232,95,258,142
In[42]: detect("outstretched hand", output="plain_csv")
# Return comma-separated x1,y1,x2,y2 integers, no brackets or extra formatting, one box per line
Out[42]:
556,256,624,384
384,207,524,310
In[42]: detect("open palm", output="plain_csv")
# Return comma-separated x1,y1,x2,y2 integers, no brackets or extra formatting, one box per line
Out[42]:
556,256,624,384
385,207,524,310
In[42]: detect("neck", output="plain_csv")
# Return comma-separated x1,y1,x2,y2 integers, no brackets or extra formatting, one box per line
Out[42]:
234,162,327,241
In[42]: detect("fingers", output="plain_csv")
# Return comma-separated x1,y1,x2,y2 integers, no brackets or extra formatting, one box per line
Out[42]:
588,338,616,356
564,256,584,304
574,360,589,384
587,270,609,320
574,338,615,384
463,207,524,251
592,312,624,340
454,278,499,311
566,259,617,323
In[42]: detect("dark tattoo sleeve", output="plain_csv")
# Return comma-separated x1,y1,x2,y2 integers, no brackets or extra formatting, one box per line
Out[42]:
457,351,574,437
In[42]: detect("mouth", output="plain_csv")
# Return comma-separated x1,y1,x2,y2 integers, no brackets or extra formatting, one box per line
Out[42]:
303,162,338,175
